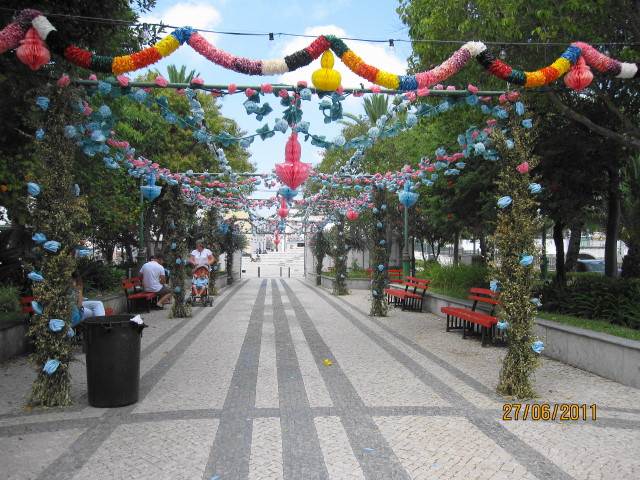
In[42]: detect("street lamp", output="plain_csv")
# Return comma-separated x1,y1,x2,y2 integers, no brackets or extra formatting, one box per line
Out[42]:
397,180,419,278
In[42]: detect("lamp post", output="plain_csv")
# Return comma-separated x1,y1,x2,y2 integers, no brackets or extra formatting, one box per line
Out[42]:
398,180,419,278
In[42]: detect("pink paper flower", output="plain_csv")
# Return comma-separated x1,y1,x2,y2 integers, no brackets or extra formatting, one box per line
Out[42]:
417,87,430,97
499,93,508,104
57,74,70,87
228,83,237,94
155,75,168,87
88,74,97,81
370,85,381,93
516,162,530,174
191,76,205,85
405,91,417,102
336,85,344,94
506,91,520,102
245,88,256,98
467,84,479,94
446,85,456,91
297,80,308,88
261,83,273,94
116,75,129,87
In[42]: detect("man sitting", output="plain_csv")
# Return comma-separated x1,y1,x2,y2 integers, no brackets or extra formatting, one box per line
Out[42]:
139,254,172,308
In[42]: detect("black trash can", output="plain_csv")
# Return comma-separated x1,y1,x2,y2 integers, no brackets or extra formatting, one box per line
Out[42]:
83,315,147,408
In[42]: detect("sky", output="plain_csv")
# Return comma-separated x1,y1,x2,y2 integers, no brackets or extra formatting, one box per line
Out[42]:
138,0,414,203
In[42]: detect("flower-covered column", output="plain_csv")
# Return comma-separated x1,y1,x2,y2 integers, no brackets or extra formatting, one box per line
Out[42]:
203,207,220,295
313,229,328,286
492,121,542,399
332,214,348,295
370,186,389,316
28,89,89,406
165,185,191,318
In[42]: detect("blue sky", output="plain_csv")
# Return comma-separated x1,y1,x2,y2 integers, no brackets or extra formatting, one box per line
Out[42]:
139,0,414,200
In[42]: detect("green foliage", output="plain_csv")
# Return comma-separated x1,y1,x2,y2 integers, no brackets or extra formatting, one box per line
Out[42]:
75,258,125,294
491,121,541,399
537,311,640,341
163,185,192,318
538,275,640,330
156,64,201,84
0,285,20,313
370,188,389,316
27,89,90,407
418,262,488,298
621,156,640,278
332,216,349,295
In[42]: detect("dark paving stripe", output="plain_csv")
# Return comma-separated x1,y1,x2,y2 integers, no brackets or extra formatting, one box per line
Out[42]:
34,280,248,480
280,280,412,480
299,280,576,480
202,280,267,480
271,280,329,480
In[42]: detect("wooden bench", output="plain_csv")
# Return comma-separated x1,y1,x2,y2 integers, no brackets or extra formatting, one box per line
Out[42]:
20,296,35,315
121,277,158,313
384,276,431,311
441,288,500,346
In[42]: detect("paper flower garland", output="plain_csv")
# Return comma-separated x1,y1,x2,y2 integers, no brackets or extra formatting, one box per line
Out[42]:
4,10,640,91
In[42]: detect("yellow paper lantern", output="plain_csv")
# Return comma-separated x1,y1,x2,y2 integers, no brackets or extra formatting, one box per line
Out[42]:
312,51,342,91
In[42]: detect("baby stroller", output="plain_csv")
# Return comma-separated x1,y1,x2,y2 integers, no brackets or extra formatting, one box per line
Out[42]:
187,265,213,307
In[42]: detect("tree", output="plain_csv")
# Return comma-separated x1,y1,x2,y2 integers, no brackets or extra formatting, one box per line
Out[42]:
621,156,640,277
155,64,200,84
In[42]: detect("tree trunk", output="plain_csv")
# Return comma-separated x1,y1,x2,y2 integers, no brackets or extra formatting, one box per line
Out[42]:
564,220,584,272
104,243,115,264
420,239,426,263
410,237,416,276
553,220,566,285
605,166,621,277
452,231,460,267
540,224,548,279
125,244,134,264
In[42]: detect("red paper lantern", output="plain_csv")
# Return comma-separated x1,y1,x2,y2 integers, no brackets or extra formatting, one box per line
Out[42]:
276,132,311,190
277,197,289,219
564,56,593,92
346,209,359,221
16,28,50,71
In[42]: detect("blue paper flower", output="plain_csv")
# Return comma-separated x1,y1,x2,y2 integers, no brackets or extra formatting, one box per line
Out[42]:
379,239,386,245
28,271,44,282
31,301,43,315
299,88,312,100
35,96,50,111
32,232,47,244
377,264,385,272
90,130,106,143
372,290,379,297
43,359,61,375
522,119,533,129
506,139,515,149
530,297,543,308
528,183,542,194
98,105,112,118
334,135,346,147
273,118,288,133
174,286,182,293
519,254,534,267
64,125,78,138
97,81,112,95
170,242,177,250
515,102,525,116
380,204,387,210
48,319,65,332
43,240,61,253
531,341,544,354
497,196,512,209
67,328,75,338
35,128,45,141
76,248,92,258
489,279,501,293
176,258,182,265
70,305,83,327
367,126,380,138
406,113,418,128
73,184,80,196
376,222,383,229
496,320,509,331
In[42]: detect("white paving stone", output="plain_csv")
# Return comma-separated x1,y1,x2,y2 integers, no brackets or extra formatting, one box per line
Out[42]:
255,321,280,409
72,419,218,480
0,427,86,480
374,415,538,480
314,416,365,480
249,417,284,480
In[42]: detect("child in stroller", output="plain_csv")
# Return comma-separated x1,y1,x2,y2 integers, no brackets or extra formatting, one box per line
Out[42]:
188,265,213,306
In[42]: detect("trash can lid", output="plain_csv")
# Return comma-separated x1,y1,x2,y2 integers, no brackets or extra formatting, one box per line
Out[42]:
83,315,138,326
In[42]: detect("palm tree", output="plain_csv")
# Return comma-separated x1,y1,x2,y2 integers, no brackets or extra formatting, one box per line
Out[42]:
340,94,390,127
153,64,200,84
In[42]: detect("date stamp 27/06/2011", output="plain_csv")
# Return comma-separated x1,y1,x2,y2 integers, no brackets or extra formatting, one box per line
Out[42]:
502,403,597,421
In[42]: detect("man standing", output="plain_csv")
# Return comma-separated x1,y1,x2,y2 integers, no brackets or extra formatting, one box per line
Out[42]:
139,254,172,308
189,240,216,268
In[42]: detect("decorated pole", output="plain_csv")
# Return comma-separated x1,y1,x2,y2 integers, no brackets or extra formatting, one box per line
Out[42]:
370,186,389,316
398,180,419,278
332,213,348,296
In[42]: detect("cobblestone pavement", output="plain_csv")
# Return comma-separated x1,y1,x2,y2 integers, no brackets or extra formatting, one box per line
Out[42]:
1,278,639,480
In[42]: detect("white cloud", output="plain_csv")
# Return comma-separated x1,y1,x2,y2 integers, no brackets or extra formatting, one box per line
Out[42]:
141,1,222,43
277,25,407,88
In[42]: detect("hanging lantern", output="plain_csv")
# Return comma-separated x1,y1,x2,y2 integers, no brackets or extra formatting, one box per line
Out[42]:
140,173,162,201
346,209,359,221
16,28,50,71
275,132,311,190
277,197,289,219
397,180,419,208
564,56,593,91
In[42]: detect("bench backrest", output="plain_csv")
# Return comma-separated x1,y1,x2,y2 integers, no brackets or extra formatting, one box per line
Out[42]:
122,276,143,294
20,296,34,314
404,276,430,293
467,287,500,314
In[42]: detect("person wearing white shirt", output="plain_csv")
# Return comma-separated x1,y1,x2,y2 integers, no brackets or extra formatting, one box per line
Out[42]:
189,240,215,268
139,255,172,308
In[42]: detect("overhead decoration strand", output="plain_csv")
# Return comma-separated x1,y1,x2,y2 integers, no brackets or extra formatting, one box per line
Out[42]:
2,9,639,92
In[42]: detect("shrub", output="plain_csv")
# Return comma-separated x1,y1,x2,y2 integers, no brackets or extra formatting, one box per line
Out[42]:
418,261,489,298
538,274,640,330
75,258,126,293
0,285,20,313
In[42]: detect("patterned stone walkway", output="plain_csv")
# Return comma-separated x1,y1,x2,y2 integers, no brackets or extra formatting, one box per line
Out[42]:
1,278,639,479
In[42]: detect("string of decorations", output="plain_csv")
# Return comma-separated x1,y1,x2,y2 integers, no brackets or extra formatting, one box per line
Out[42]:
3,9,639,92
